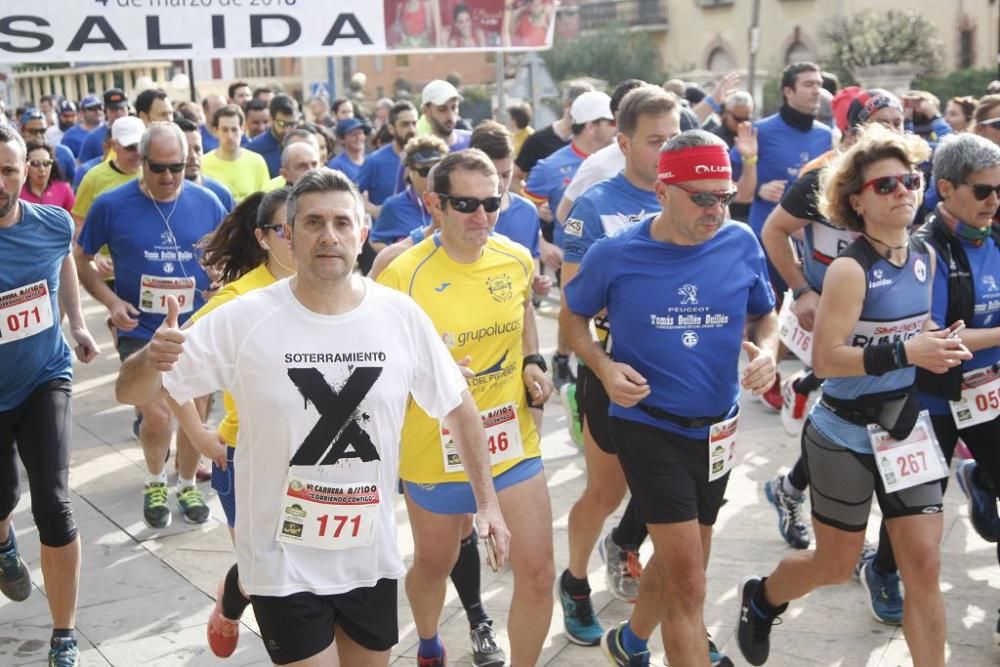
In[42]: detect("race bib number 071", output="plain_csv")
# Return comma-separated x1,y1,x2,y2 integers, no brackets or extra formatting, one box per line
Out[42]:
0,280,54,346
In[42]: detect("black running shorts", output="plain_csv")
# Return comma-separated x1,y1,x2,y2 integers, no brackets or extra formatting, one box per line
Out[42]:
610,417,729,525
251,578,398,664
803,420,943,532
578,364,614,454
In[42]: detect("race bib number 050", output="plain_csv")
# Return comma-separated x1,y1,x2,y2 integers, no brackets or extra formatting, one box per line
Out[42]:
276,475,379,551
0,280,54,346
950,365,1000,429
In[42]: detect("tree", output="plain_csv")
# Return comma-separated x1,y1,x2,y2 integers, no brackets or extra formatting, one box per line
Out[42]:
540,25,666,90
913,68,996,105
821,9,944,85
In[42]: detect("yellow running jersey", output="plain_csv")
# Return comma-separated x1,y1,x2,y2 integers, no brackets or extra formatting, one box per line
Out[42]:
188,263,278,447
377,234,540,484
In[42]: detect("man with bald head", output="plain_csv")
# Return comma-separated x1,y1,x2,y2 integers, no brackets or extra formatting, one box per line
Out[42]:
200,94,228,152
263,129,323,191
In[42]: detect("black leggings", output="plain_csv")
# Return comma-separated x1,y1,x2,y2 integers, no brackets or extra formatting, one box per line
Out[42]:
930,412,1000,566
0,378,77,548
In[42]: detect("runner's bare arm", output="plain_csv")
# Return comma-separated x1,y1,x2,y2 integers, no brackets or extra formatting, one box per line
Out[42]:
522,298,554,404
741,311,779,395
58,253,99,363
165,395,227,469
445,391,511,567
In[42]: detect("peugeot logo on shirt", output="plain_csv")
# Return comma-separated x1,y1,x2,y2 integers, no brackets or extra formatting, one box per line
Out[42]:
678,284,698,305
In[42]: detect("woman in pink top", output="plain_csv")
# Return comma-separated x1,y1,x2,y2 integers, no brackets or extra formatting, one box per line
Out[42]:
20,142,75,213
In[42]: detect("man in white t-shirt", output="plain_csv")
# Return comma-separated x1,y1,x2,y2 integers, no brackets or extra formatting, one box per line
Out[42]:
114,167,510,667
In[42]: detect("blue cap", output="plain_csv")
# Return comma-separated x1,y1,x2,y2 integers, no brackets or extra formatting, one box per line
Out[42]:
335,117,371,138
57,100,77,114
20,108,44,127
80,95,102,110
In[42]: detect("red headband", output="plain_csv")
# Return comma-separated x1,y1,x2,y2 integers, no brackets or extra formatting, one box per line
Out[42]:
658,145,732,184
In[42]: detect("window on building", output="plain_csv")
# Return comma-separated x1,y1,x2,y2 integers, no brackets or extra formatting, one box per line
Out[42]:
708,47,735,74
960,27,975,69
395,54,410,68
785,41,811,65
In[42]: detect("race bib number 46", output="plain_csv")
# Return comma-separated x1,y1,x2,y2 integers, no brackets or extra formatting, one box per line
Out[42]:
0,280,54,346
276,476,379,551
441,402,525,474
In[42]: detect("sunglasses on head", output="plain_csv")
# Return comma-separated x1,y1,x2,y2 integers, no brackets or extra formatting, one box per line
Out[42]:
144,158,185,174
671,183,738,208
962,182,1000,201
437,193,502,213
861,172,922,195
28,158,54,168
260,223,287,239
978,117,1000,128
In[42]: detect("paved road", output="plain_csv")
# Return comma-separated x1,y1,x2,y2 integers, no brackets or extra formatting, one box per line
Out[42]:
1,292,998,666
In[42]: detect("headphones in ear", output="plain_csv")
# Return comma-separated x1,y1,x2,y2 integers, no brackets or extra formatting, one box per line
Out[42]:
260,241,271,251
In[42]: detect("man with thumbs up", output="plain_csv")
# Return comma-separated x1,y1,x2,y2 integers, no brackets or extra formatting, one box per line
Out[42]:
561,129,778,667
75,122,226,529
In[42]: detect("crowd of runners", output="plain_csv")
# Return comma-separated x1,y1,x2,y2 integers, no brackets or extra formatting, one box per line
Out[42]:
2,63,1000,667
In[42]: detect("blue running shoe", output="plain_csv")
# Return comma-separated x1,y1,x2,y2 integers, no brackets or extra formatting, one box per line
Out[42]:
601,622,650,666
48,640,80,667
0,525,31,602
559,576,603,646
764,475,810,549
956,460,1000,543
859,554,903,626
708,635,734,667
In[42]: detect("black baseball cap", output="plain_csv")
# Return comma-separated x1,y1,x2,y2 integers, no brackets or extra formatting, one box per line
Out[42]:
104,88,128,110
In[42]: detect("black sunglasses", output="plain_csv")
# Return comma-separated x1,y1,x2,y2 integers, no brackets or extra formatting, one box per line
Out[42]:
437,193,502,213
671,183,738,208
861,173,922,195
144,158,185,174
411,165,434,177
962,182,1000,201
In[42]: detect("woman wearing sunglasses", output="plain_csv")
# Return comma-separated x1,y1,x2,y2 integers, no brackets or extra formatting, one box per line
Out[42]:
738,124,971,667
19,142,74,213
913,132,1000,644
180,187,296,658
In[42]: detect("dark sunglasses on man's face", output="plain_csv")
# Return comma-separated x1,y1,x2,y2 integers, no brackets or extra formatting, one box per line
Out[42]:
411,165,434,177
436,193,502,213
23,128,46,136
144,158,185,174
861,172,922,196
671,183,738,208
963,182,1000,201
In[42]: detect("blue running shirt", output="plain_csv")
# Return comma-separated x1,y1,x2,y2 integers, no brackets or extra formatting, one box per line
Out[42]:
562,172,659,265
564,219,775,438
493,193,541,258
356,143,405,208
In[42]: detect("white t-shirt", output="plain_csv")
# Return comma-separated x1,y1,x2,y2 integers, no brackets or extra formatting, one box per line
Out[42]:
162,278,467,597
562,142,625,203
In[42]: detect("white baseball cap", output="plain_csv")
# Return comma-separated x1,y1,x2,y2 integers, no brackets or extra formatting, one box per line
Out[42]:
111,116,145,147
422,79,463,106
571,91,613,124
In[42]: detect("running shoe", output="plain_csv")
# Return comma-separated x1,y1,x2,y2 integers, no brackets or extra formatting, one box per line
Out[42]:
598,531,640,602
417,647,447,667
956,460,1000,543
707,635,734,667
177,485,211,524
736,576,784,667
207,579,241,658
954,438,972,461
47,641,80,667
758,374,782,412
560,383,584,449
779,371,809,437
469,622,505,667
0,526,31,602
600,622,650,666
852,540,878,580
994,608,1000,647
859,554,903,626
763,475,810,549
132,411,143,440
559,576,603,646
552,353,576,391
143,482,172,529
